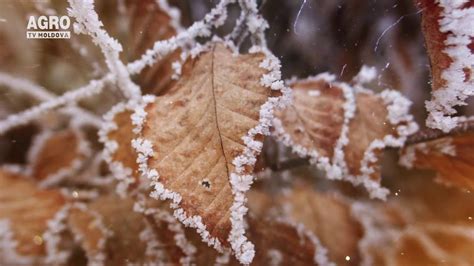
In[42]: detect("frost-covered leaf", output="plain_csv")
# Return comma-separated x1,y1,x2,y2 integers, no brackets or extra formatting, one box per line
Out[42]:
277,185,362,265
417,0,474,132
28,130,90,187
246,217,332,266
400,126,474,190
99,103,140,196
0,169,66,261
353,175,474,266
126,0,182,95
68,195,150,265
67,205,110,265
273,74,417,199
138,194,329,265
246,180,360,265
275,76,346,159
145,208,200,264
354,201,474,266
132,42,287,264
135,195,229,265
105,109,138,176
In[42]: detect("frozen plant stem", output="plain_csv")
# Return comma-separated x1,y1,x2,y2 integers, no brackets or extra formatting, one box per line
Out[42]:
67,0,141,100
0,72,102,129
126,0,236,75
406,119,474,145
0,75,111,135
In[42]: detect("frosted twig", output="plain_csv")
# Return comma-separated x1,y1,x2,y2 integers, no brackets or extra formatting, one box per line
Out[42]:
67,0,141,100
406,118,474,145
227,3,248,44
0,75,111,134
0,72,55,101
239,0,267,46
43,205,72,264
32,0,103,75
0,72,102,128
127,0,235,75
155,0,184,32
226,0,268,47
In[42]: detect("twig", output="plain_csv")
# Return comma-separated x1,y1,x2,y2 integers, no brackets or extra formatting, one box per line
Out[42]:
68,0,142,100
406,119,474,145
0,75,111,134
0,72,102,128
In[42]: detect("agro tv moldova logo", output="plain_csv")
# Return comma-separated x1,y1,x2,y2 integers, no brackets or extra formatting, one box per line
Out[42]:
26,15,71,39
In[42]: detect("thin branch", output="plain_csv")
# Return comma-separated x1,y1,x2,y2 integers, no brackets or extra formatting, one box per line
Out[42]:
68,0,141,100
0,75,111,134
0,72,102,128
406,119,474,145
127,0,235,75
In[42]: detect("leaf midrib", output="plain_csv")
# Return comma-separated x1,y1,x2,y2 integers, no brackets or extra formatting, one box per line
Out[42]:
210,45,231,177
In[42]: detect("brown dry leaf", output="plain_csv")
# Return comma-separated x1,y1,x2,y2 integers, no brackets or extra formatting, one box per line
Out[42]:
219,185,334,265
400,130,474,190
344,92,391,178
184,228,224,265
187,216,330,265
273,76,415,198
136,196,200,264
67,206,109,265
246,217,328,265
134,43,279,261
279,185,362,265
126,0,181,95
138,198,326,266
144,213,192,265
104,108,140,193
417,0,454,94
355,202,474,266
353,174,474,266
246,182,361,265
68,195,150,265
274,77,345,159
0,169,66,259
416,0,474,131
29,130,87,184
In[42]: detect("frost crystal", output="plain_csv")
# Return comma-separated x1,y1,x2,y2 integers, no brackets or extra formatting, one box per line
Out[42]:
353,65,377,85
425,0,474,132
